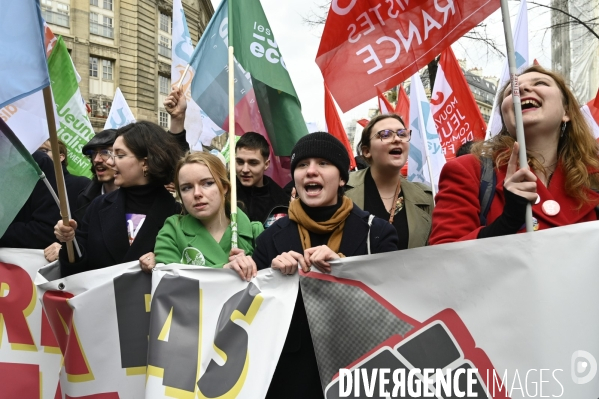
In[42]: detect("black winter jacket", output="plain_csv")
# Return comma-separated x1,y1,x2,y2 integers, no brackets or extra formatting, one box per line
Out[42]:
60,186,180,277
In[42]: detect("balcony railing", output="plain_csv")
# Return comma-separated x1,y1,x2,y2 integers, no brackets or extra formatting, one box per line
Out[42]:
42,9,69,28
90,22,114,38
158,44,172,58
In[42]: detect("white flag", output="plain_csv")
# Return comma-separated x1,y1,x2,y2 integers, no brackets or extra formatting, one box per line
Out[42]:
486,0,529,139
407,73,446,193
172,0,221,150
104,87,136,130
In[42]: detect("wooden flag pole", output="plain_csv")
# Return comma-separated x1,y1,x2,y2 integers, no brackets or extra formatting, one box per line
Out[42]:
42,86,76,261
500,0,533,232
177,64,191,91
228,46,238,248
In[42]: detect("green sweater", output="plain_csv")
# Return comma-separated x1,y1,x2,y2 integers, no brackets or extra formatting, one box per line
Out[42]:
154,209,264,266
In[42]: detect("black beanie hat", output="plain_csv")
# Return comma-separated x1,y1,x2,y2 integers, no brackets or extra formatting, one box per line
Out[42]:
290,132,350,182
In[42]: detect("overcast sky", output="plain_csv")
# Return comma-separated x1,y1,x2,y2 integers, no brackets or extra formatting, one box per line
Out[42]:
209,0,553,129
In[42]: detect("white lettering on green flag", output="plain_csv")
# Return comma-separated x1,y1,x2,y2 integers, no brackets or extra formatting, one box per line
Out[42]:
229,0,307,155
48,37,94,178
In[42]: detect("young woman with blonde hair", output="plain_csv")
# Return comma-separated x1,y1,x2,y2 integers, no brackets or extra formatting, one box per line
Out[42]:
152,152,263,281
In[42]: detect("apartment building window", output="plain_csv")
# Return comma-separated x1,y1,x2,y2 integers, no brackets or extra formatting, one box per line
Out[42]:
159,76,171,95
41,0,70,28
90,12,114,38
158,35,172,58
159,13,170,33
89,57,98,77
159,110,169,128
90,57,113,81
102,59,113,80
90,0,112,10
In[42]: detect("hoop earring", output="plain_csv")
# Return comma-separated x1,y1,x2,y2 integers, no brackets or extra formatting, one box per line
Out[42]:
560,121,567,138
143,168,148,177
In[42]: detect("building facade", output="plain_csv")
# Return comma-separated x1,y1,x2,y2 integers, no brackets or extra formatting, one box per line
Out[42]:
42,0,214,131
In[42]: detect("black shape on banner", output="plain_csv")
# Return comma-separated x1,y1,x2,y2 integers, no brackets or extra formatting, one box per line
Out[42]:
114,271,152,369
198,283,263,398
148,274,200,393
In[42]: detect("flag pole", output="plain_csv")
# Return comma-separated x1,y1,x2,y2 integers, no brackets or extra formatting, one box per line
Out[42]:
177,64,191,90
500,0,533,232
42,86,77,261
228,0,238,248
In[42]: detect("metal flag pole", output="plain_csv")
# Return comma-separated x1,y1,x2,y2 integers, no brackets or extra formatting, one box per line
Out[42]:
500,0,533,232
227,0,238,248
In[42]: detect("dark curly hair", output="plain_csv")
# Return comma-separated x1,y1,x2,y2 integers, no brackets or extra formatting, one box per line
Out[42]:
116,121,183,185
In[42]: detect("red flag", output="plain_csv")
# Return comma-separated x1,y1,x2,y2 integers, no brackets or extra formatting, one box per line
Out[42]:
357,118,369,128
316,0,500,112
430,47,487,160
377,89,395,114
325,83,357,170
396,85,410,122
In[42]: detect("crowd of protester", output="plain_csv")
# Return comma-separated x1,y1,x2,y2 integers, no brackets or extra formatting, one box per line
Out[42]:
2,65,599,398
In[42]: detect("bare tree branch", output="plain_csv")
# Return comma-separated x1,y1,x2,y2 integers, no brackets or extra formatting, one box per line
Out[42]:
529,0,599,40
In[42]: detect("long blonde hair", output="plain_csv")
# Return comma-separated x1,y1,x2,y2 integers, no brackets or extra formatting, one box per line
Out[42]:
174,152,232,217
472,65,599,203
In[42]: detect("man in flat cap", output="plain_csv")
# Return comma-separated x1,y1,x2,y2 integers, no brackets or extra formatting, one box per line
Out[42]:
74,129,118,221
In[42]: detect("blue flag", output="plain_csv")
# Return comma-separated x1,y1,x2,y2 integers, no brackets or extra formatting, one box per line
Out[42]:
0,0,50,109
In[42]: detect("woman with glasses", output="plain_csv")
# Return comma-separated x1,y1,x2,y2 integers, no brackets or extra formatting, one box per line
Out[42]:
54,121,183,277
345,114,434,249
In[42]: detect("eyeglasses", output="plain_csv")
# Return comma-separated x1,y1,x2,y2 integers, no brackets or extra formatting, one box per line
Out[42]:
372,129,412,143
85,149,112,161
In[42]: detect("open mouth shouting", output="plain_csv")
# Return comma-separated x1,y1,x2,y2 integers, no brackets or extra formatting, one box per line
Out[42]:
521,98,541,112
304,182,323,196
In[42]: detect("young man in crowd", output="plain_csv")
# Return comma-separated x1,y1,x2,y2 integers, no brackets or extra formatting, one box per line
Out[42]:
42,130,118,262
235,132,289,227
75,129,118,221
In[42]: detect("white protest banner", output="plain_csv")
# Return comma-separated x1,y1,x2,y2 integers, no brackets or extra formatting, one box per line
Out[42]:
34,260,297,399
104,88,136,130
0,248,61,399
145,265,297,399
35,261,149,399
300,221,599,398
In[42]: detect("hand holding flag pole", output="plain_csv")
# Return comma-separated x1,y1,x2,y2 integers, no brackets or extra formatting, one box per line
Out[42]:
500,0,533,232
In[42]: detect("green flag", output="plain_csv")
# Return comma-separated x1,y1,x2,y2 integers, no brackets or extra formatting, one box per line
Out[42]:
48,37,94,178
229,0,308,155
0,119,42,237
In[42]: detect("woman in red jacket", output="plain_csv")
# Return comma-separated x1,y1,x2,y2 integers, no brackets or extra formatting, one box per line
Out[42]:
430,65,599,244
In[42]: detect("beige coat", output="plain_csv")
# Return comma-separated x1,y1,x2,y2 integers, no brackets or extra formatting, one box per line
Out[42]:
345,168,434,248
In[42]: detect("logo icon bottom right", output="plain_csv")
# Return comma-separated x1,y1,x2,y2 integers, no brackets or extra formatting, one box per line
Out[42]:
571,350,597,385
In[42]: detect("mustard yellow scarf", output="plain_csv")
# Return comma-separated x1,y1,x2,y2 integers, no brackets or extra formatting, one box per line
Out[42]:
288,196,354,253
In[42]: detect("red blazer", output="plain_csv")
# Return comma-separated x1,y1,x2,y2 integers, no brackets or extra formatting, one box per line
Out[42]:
429,154,599,244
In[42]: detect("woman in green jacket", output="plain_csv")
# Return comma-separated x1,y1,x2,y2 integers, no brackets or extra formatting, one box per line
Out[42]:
149,152,263,281
345,114,434,249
